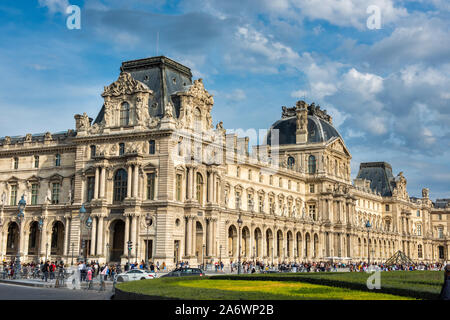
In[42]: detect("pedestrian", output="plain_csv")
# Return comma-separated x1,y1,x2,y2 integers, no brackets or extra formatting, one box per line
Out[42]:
439,264,450,300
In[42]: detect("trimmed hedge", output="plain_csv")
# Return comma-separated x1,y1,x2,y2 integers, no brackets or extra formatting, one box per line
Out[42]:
211,273,441,300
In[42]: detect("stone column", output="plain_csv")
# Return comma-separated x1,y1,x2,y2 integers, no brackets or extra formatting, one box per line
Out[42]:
40,219,47,256
191,218,197,256
206,218,212,256
123,215,130,256
100,167,106,198
90,216,97,256
133,165,139,198
97,216,104,256
131,215,137,257
127,166,132,198
63,217,70,256
94,167,100,199
186,216,192,257
207,172,213,203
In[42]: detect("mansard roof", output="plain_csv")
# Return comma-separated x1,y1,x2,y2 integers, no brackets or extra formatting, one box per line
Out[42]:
94,56,193,125
356,162,396,197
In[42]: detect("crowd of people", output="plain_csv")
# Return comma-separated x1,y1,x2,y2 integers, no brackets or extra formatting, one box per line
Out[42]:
223,260,448,274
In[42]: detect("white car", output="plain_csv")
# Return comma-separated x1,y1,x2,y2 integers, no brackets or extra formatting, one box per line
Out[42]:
116,269,157,282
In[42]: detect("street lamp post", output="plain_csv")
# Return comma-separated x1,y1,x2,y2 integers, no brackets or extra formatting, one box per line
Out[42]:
45,243,48,262
237,213,243,275
202,244,206,270
145,214,152,268
219,245,222,267
135,242,139,265
78,204,87,263
36,217,43,264
366,220,372,265
71,242,74,265
127,241,132,265
14,195,26,279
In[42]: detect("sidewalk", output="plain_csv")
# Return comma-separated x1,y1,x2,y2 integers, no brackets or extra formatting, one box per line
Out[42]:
0,277,115,290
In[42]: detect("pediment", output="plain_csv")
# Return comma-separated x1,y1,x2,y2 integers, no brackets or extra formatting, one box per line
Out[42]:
26,175,41,182
102,72,152,98
48,173,64,182
327,137,351,157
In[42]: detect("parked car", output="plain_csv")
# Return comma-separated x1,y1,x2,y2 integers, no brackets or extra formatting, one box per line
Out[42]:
161,268,204,278
116,269,157,282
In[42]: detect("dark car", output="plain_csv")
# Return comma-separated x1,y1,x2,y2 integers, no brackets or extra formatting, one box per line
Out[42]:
161,268,204,278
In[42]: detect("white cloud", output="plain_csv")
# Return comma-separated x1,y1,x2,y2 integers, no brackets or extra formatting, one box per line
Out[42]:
38,0,69,14
291,0,408,29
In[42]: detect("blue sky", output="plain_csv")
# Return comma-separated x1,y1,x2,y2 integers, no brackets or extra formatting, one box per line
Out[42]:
0,0,449,199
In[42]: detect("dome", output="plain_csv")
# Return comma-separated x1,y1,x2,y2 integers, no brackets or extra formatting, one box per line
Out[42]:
265,115,342,145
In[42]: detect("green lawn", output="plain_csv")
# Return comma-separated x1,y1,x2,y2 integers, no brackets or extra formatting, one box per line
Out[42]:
115,271,444,300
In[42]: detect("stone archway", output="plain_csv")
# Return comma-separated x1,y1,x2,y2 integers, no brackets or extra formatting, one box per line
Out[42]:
110,219,125,262
254,228,262,258
287,231,293,258
242,226,250,258
28,221,40,256
195,221,204,262
228,225,237,257
265,229,273,258
50,221,65,256
6,222,19,255
276,230,283,259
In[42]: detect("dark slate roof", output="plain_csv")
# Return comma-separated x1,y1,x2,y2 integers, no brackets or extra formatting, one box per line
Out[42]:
356,162,395,197
435,199,450,208
265,115,342,145
0,131,76,145
94,56,193,125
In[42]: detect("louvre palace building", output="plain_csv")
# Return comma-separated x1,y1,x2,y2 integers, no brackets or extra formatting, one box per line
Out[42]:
0,56,448,267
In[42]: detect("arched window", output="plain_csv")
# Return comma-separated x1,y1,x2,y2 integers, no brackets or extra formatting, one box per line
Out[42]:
120,102,130,126
196,173,203,204
308,155,316,174
287,156,295,170
113,169,128,202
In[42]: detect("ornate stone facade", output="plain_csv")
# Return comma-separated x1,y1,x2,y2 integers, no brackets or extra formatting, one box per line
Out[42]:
0,56,448,267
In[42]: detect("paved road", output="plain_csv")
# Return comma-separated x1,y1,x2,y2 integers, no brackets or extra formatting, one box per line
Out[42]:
0,283,113,300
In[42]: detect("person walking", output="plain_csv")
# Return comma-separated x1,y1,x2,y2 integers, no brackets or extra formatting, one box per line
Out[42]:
439,264,450,300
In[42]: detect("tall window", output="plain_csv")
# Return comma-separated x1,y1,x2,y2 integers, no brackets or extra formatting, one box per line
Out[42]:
90,145,96,158
236,167,240,178
269,175,273,185
248,170,252,180
147,173,156,200
418,244,423,258
417,224,422,236
385,204,390,211
176,174,182,201
52,183,60,204
269,197,275,214
309,204,316,221
119,143,125,156
438,227,444,239
259,195,264,213
10,185,17,205
55,154,61,167
120,102,130,126
34,156,39,168
416,210,420,217
196,173,203,204
13,157,18,169
287,156,295,170
149,140,156,154
247,193,254,211
235,191,241,209
86,176,95,202
31,184,39,205
308,155,316,174
113,169,128,202
310,184,315,193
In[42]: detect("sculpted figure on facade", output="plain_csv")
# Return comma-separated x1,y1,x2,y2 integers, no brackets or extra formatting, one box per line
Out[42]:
135,96,150,126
